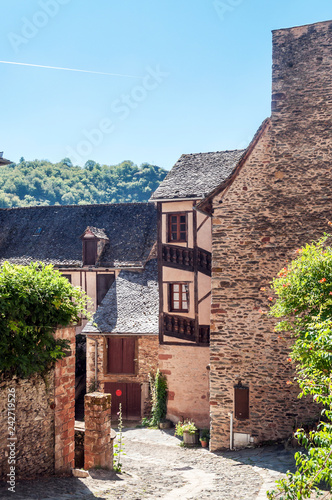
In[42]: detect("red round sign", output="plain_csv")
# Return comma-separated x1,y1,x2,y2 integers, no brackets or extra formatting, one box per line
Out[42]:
116,389,122,397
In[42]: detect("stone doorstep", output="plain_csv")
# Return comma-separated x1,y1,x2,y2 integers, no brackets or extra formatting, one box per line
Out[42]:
72,468,90,478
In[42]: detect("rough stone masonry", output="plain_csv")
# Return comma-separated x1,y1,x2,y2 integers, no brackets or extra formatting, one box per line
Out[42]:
208,20,332,450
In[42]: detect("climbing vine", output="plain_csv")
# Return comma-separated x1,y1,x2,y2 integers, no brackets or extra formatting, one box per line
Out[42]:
0,262,91,379
145,369,168,427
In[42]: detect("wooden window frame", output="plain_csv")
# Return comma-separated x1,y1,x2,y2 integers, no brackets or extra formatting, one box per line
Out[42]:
169,283,189,313
167,213,187,243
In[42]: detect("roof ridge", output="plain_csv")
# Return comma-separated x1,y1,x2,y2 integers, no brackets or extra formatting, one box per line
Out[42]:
180,149,246,157
0,201,155,212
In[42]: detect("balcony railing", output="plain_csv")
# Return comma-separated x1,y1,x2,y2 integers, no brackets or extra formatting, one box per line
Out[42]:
162,244,194,270
162,244,211,276
197,248,211,276
163,313,210,345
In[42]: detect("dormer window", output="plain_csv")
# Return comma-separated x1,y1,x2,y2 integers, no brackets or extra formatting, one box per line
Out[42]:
83,239,97,265
80,226,109,267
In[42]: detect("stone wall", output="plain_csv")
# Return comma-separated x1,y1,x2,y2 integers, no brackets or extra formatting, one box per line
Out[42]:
0,372,55,480
54,326,76,473
0,326,76,479
159,342,210,428
209,21,332,450
84,392,112,470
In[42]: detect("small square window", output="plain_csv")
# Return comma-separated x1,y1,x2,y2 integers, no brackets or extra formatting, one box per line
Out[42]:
169,283,189,312
168,213,187,243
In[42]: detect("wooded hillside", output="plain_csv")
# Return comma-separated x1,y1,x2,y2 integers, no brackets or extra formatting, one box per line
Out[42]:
0,158,167,207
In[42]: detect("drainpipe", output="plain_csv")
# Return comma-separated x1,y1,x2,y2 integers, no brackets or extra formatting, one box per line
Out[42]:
94,338,98,390
228,411,234,450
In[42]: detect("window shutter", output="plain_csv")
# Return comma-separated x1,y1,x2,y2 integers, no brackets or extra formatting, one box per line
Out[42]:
122,338,135,374
107,337,136,374
107,337,123,374
234,385,249,420
84,239,97,265
97,274,115,305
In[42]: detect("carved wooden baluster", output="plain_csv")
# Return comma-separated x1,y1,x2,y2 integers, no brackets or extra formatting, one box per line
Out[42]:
174,316,178,333
178,248,183,265
166,246,171,262
179,318,184,334
186,320,191,335
184,249,189,267
190,250,194,267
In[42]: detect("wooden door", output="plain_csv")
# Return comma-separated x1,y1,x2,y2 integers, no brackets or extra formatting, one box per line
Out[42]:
104,382,141,419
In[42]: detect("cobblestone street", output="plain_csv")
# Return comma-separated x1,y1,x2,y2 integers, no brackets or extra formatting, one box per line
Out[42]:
0,427,307,500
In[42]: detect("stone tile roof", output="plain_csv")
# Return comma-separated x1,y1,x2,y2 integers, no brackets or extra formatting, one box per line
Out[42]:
0,202,156,268
83,258,158,335
81,226,109,240
150,149,245,200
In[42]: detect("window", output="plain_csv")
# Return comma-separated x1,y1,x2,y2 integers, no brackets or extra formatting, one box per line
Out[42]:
83,239,97,265
97,273,115,305
62,274,72,283
168,213,187,242
107,337,136,374
169,283,189,312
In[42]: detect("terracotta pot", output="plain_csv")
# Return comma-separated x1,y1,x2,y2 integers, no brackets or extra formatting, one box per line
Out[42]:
183,430,199,446
200,440,208,448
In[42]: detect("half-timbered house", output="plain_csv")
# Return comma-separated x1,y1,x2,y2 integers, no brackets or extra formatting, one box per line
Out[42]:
150,150,244,427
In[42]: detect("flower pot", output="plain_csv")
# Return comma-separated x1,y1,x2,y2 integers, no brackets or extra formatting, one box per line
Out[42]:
200,440,209,448
183,430,199,446
159,420,171,429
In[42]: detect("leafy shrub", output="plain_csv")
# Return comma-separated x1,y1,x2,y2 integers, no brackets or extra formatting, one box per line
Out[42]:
267,235,332,499
175,419,197,436
0,262,90,378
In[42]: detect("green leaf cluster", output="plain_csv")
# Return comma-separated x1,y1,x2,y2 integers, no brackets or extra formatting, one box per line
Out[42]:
0,159,167,207
0,262,91,378
267,235,332,499
175,419,198,436
145,369,168,427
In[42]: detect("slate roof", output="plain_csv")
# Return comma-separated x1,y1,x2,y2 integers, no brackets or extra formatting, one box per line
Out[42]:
150,149,245,200
0,202,156,268
83,258,158,335
81,226,109,240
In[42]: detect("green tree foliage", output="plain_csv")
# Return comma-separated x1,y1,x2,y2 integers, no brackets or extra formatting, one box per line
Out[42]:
267,235,332,499
0,262,91,379
0,159,167,207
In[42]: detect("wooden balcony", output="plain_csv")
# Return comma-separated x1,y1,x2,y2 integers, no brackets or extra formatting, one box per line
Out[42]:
162,244,194,271
163,313,210,345
197,248,211,276
162,244,211,276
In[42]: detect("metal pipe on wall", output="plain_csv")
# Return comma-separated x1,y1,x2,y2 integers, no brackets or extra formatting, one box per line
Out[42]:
228,411,234,450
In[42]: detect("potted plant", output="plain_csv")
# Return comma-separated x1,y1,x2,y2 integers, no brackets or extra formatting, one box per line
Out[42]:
175,419,199,446
200,429,210,448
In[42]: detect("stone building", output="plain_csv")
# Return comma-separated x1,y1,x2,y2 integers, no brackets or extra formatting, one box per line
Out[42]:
83,258,159,419
198,19,332,450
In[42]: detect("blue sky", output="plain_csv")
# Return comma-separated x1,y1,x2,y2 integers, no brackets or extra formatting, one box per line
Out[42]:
1,0,331,170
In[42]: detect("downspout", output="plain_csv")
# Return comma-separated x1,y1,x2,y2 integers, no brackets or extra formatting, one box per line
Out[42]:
228,411,234,450
94,338,98,390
